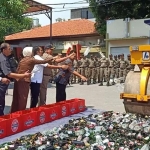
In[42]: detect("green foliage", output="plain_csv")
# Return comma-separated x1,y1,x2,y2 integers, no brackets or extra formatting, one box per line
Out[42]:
0,0,33,41
89,0,150,37
0,17,33,40
0,0,27,20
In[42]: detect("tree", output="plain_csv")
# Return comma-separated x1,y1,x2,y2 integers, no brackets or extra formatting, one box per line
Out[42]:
89,0,150,37
0,0,27,20
0,17,33,40
0,0,29,41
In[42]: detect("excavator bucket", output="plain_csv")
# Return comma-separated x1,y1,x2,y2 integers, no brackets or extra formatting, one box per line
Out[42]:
123,71,150,115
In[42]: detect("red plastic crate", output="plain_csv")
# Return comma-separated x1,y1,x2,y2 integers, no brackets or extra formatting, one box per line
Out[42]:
1,113,22,136
31,107,50,125
0,118,6,139
41,104,60,122
77,99,86,112
56,102,70,118
66,99,78,115
16,109,37,130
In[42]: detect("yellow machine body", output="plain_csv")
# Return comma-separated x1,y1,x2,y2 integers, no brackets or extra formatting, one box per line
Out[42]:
120,45,150,115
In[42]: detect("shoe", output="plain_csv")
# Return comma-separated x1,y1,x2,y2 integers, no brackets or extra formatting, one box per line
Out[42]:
99,82,103,86
87,81,90,85
80,81,84,85
106,82,110,86
112,82,115,85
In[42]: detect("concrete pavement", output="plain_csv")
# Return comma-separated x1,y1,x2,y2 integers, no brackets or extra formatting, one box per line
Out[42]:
4,82,125,114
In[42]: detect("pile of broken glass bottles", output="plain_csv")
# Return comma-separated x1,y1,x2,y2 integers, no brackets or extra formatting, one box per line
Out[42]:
1,111,150,150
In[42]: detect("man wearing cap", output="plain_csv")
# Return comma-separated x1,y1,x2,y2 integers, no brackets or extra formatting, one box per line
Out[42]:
39,44,76,106
126,54,134,73
99,56,109,86
114,55,120,78
108,54,116,85
119,54,128,83
0,43,31,115
94,55,101,83
87,55,96,85
79,55,89,85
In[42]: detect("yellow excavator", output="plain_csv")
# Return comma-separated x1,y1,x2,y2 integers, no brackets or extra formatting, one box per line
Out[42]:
120,45,150,115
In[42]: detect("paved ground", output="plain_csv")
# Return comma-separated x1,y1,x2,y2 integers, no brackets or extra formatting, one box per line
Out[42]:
4,82,125,114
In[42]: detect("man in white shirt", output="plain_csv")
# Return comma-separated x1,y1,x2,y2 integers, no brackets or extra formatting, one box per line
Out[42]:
30,46,74,108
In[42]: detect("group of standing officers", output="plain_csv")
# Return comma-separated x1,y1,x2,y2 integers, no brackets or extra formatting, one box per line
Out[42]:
59,53,134,86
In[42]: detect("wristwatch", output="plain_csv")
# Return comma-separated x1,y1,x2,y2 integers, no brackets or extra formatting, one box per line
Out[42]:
0,77,2,81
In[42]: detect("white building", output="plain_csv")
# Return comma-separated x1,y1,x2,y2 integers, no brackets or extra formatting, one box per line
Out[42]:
105,18,150,58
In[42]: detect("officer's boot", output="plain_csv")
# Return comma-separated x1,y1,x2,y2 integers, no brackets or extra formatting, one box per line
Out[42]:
104,77,107,82
87,79,90,85
106,81,110,86
73,78,76,84
93,79,96,84
112,78,115,85
80,80,84,85
78,79,81,84
98,78,100,83
99,82,103,86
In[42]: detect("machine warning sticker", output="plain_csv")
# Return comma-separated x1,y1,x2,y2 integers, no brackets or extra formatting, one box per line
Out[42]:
142,52,150,60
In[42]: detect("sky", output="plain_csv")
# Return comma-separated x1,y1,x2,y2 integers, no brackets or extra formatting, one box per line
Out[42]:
32,0,89,26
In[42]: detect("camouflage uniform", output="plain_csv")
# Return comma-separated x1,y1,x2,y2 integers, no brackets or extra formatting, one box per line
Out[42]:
72,59,80,83
99,57,109,86
126,54,134,74
108,54,116,85
114,55,120,78
95,56,101,83
87,55,96,85
119,54,128,82
80,56,89,85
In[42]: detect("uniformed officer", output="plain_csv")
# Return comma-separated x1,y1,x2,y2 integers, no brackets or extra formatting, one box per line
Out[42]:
88,55,96,85
72,58,80,84
119,54,128,83
118,54,121,60
0,43,31,116
80,55,89,85
95,56,101,83
126,54,134,73
108,54,116,85
114,55,120,78
99,57,109,86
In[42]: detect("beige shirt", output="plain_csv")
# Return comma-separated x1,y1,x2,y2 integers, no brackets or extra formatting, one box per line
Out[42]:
42,53,53,76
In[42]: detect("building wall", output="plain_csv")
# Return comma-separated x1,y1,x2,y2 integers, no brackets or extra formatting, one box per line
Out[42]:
10,35,102,54
71,8,95,19
107,18,150,57
107,18,150,39
108,39,149,59
10,36,101,49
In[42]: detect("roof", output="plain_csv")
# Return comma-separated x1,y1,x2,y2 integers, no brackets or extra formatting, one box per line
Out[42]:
24,0,52,15
5,19,98,41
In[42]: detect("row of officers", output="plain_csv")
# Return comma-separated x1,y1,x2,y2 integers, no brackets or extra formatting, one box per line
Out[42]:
51,53,134,86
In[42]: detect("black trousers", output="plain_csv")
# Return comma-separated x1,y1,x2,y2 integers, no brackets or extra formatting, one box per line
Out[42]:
56,82,67,103
30,82,40,108
0,82,9,116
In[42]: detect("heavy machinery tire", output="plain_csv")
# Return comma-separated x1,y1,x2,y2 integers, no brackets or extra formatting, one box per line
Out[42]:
123,71,150,115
